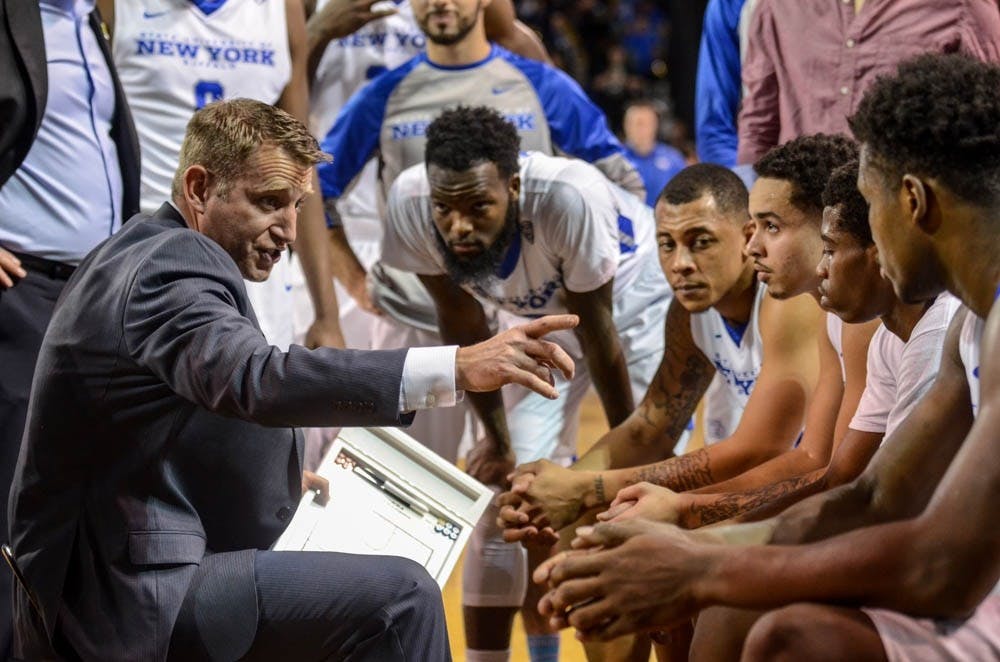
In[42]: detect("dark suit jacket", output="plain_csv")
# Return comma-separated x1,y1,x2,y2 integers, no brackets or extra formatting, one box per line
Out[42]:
0,0,140,216
8,205,415,660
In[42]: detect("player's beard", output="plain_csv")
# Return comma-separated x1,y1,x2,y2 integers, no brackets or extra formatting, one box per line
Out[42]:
420,2,480,46
435,200,519,288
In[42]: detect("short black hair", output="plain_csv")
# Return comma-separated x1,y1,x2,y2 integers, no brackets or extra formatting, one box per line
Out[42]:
848,53,1000,207
821,160,871,246
754,134,858,215
425,106,521,178
658,163,748,220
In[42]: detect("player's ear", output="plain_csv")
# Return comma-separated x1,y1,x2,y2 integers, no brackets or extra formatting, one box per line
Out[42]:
508,173,520,198
902,174,938,236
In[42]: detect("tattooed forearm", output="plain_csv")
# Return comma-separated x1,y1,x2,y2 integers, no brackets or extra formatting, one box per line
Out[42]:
683,472,823,529
639,348,714,442
630,449,715,492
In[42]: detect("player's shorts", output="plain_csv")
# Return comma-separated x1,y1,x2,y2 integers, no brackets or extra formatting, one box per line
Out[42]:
863,594,1000,662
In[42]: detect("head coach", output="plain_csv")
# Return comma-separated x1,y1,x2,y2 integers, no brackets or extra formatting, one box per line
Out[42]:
6,98,576,662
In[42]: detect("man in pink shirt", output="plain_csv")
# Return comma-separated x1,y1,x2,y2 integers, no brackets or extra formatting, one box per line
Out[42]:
736,0,1000,165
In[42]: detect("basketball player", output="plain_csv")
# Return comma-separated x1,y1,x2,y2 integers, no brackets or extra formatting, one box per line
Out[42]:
380,106,666,662
299,0,547,350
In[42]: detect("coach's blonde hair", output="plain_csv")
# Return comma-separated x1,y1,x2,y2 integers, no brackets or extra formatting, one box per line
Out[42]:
171,98,331,199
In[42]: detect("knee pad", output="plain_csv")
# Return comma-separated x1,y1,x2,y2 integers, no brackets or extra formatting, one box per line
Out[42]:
462,502,527,608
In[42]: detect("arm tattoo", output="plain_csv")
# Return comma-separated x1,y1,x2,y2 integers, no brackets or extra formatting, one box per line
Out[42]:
631,448,715,492
684,473,820,528
640,349,713,443
594,474,606,504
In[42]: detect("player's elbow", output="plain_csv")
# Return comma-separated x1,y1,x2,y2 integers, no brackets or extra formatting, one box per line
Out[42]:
789,443,832,475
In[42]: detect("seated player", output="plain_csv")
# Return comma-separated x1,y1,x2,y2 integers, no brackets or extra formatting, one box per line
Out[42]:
534,53,1000,662
499,135,862,539
601,160,959,534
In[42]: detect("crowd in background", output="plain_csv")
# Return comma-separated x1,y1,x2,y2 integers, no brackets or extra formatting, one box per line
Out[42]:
516,0,703,155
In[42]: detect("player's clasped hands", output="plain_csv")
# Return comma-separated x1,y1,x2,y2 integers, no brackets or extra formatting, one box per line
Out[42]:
496,460,596,543
596,482,685,524
531,518,707,641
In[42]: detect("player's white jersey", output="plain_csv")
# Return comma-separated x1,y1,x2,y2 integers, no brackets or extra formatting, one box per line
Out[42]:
827,312,845,379
690,281,767,444
309,0,422,137
960,296,999,598
382,152,664,322
309,0,423,241
113,0,292,213
959,306,984,418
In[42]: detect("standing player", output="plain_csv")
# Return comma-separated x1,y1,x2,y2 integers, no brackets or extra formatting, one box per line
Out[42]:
315,0,643,347
100,0,343,351
316,1,641,654
294,0,550,473
382,106,666,662
300,0,547,349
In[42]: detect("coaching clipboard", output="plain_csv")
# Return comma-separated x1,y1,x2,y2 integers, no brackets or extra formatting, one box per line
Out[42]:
274,426,494,588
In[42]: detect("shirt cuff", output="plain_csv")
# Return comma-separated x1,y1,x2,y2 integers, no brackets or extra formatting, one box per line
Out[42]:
399,345,462,412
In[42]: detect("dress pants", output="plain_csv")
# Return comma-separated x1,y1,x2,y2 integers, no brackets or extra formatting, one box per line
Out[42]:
0,269,67,661
170,550,452,661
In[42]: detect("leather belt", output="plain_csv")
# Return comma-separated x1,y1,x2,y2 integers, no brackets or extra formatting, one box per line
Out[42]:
10,251,77,280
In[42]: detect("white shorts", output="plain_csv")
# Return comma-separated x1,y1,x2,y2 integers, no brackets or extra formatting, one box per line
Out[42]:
863,594,1000,662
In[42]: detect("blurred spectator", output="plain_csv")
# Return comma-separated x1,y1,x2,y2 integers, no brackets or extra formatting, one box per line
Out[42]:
621,100,687,206
738,0,1000,164
547,11,590,84
621,2,668,77
512,0,709,142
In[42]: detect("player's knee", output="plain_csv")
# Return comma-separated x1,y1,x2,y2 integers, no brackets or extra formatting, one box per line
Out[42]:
741,606,811,662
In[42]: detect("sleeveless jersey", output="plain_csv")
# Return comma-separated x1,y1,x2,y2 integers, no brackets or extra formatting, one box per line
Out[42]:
959,307,985,418
827,312,845,380
113,0,292,213
308,0,423,243
959,291,999,597
691,281,768,444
